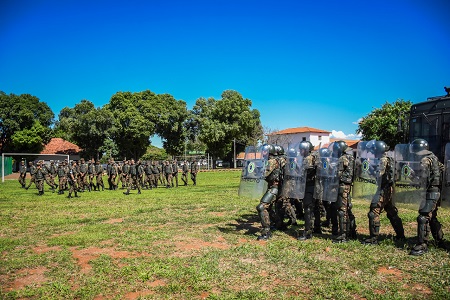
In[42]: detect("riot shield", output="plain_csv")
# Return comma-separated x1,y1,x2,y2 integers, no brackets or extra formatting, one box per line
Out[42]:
314,147,339,202
441,143,450,208
392,144,427,210
238,145,268,199
280,144,307,199
352,140,382,202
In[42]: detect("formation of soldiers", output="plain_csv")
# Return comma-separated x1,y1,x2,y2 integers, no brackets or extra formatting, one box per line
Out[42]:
19,158,200,197
241,138,447,256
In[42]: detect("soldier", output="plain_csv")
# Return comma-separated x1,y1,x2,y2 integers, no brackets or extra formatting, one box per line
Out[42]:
360,140,405,245
106,159,113,190
24,161,36,190
137,160,145,189
79,158,90,192
48,160,58,189
297,141,320,241
172,159,179,187
124,159,141,195
42,161,57,191
164,160,173,188
121,160,130,189
190,159,199,186
67,160,80,198
158,161,166,186
256,144,286,240
181,160,189,186
151,161,160,188
18,160,27,188
88,158,96,191
95,160,105,191
57,161,67,194
408,139,445,255
34,162,45,196
330,141,357,243
110,160,119,190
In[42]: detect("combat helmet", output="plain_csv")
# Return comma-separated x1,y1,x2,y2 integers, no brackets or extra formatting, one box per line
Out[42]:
299,141,314,157
366,140,389,158
274,145,285,156
409,139,429,155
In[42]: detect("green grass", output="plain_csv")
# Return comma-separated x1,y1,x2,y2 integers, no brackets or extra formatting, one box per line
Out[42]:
1,171,450,299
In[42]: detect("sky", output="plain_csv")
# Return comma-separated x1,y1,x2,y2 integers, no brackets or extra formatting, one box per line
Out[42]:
1,0,449,147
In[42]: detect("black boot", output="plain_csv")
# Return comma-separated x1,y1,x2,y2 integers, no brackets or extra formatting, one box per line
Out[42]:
257,230,272,241
410,215,428,256
67,193,72,198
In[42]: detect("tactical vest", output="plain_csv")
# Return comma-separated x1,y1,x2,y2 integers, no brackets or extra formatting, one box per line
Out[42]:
426,153,441,186
265,157,284,184
339,153,354,184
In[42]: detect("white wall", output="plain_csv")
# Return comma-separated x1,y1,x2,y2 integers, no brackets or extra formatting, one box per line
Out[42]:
268,133,331,150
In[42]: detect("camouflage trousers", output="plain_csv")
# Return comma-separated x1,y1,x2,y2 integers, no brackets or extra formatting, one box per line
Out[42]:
369,185,404,238
331,183,356,237
58,177,67,192
35,179,44,192
18,174,26,187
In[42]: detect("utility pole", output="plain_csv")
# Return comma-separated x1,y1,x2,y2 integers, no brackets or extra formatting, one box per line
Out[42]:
233,138,236,169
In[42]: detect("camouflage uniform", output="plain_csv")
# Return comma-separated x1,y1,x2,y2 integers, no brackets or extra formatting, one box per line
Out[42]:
181,161,189,186
190,160,199,186
18,161,27,188
25,162,36,190
122,161,130,189
67,161,79,198
57,163,67,194
364,155,405,244
151,161,159,188
95,161,104,191
88,159,96,191
124,159,141,195
79,158,90,191
171,160,179,187
34,163,45,195
164,161,173,188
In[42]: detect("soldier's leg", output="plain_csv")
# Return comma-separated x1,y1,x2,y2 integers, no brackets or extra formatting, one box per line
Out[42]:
313,198,323,233
256,187,278,240
299,192,314,241
136,177,141,194
364,203,381,245
410,187,440,255
333,184,349,242
385,202,405,240
429,207,444,247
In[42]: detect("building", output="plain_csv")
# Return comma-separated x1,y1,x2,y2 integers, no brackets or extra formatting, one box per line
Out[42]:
41,138,82,161
267,126,332,150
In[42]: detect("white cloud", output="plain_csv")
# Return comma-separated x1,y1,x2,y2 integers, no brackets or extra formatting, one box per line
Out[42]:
352,118,363,125
331,130,362,140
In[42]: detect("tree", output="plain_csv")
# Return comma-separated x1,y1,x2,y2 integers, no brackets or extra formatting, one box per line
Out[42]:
11,121,51,153
141,145,169,161
357,99,412,148
0,92,54,153
192,90,263,161
106,91,157,159
54,100,113,159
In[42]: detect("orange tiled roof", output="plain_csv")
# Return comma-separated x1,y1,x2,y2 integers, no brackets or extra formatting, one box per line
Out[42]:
313,139,360,150
269,126,331,135
41,138,82,154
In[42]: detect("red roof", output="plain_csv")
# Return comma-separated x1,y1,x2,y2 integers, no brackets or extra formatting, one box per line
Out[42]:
313,139,360,151
269,126,331,135
41,138,82,154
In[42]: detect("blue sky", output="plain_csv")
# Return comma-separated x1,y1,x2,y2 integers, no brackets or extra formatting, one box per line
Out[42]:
1,0,449,146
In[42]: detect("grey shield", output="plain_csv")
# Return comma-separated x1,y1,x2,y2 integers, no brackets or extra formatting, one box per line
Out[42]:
353,141,382,202
441,143,450,208
392,144,427,210
238,145,268,199
314,149,339,203
280,144,307,199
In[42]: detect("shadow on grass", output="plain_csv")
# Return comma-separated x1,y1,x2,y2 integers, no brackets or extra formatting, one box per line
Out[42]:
218,213,261,236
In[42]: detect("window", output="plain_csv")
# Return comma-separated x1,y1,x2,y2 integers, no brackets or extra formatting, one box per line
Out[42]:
318,136,322,140
302,137,306,141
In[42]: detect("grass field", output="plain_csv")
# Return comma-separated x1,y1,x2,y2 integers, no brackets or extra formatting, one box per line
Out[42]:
1,171,450,299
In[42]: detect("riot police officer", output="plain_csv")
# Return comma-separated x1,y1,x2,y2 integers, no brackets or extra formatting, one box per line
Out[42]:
362,140,405,245
256,144,286,240
408,139,445,255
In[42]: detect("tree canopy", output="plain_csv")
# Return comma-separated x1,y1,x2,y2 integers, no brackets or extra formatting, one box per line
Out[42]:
356,99,412,148
192,90,263,159
0,92,54,153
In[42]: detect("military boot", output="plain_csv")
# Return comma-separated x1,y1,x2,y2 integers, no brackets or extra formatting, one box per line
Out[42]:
257,229,272,241
67,193,72,198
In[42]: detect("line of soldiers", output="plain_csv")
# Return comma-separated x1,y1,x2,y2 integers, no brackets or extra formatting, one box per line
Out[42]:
247,138,446,256
19,158,200,197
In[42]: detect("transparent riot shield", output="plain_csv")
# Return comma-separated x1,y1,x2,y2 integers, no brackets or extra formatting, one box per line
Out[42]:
441,143,450,208
238,145,268,199
314,148,339,202
352,140,381,202
280,144,307,199
392,144,427,210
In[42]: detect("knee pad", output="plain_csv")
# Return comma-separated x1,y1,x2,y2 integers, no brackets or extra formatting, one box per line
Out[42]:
417,215,427,225
338,210,345,219
256,203,265,213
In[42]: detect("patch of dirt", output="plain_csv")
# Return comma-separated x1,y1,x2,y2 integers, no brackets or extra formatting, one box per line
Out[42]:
3,267,48,291
51,231,78,237
377,266,403,281
407,283,433,296
70,247,152,273
209,212,225,217
103,218,123,224
124,290,155,299
32,245,62,254
147,279,166,287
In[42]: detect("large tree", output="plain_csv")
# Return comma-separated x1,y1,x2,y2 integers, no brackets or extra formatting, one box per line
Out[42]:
192,90,263,161
357,99,412,148
0,92,54,153
54,100,113,159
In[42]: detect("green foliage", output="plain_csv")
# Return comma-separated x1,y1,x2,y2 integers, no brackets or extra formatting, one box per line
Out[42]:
0,91,54,153
193,90,263,159
10,121,51,153
141,145,169,161
357,99,412,148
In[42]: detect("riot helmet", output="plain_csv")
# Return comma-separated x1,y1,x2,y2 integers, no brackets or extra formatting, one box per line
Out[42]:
287,147,297,158
274,145,284,156
409,139,429,155
318,147,331,158
366,140,389,158
267,144,277,156
299,141,313,157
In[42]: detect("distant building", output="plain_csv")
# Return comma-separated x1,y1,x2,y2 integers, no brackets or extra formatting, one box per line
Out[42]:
41,138,82,161
267,126,331,150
